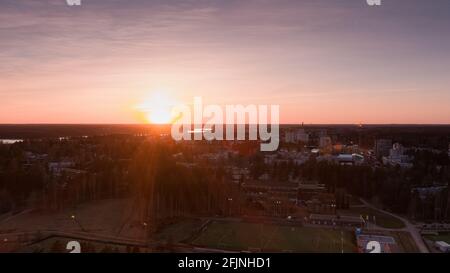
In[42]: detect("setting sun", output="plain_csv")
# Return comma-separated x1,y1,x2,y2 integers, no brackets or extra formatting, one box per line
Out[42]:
146,108,172,124
136,92,178,124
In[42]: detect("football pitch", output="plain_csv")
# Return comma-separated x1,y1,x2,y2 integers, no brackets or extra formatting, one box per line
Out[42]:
191,220,356,253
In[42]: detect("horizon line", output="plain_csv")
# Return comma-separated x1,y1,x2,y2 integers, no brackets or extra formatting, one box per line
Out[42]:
1,123,450,126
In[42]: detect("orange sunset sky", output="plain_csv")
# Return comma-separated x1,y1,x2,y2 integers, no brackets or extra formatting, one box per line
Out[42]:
1,0,450,124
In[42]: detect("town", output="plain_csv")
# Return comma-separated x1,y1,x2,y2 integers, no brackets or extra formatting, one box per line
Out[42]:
0,124,449,253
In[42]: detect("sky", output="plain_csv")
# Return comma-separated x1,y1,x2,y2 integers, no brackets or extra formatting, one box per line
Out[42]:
1,0,450,124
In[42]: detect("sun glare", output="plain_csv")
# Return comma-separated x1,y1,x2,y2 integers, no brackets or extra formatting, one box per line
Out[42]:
146,108,172,124
136,92,177,124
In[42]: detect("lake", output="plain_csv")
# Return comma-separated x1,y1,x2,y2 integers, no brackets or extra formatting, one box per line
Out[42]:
0,139,23,144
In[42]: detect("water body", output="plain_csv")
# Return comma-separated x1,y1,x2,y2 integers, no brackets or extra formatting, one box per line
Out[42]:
0,139,23,144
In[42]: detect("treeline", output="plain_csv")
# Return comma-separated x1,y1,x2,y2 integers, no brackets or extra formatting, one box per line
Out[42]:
0,137,241,227
299,152,450,219
128,142,240,228
248,149,450,220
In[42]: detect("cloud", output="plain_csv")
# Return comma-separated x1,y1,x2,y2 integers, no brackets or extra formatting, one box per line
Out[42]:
1,0,450,123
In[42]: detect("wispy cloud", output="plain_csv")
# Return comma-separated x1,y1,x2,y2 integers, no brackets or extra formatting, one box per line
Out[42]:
1,0,450,123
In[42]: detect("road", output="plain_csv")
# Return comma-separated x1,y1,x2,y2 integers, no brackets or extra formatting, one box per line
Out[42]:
359,198,429,253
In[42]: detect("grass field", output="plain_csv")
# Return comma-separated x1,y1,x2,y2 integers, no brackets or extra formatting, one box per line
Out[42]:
340,207,405,229
390,231,420,253
18,236,144,253
191,220,356,253
154,218,203,243
424,232,450,244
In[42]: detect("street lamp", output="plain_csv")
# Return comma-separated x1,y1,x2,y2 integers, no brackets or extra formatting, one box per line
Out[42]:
227,197,233,216
71,215,86,232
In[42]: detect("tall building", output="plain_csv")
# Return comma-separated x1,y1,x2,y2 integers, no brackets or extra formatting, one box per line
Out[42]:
382,143,412,168
390,143,405,158
374,139,392,158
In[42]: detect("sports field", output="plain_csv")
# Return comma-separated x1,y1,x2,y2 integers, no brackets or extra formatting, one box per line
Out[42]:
191,220,356,253
339,207,405,229
154,218,203,243
424,232,450,244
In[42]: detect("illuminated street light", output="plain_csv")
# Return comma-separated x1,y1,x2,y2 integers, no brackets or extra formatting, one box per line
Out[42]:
70,214,86,232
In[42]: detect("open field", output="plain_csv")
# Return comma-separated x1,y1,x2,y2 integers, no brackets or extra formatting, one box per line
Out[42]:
339,207,405,229
190,220,356,253
424,232,450,244
18,236,138,253
390,231,420,253
0,198,205,244
154,218,204,243
0,199,136,238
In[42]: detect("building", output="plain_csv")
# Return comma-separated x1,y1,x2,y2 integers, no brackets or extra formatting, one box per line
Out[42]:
242,181,299,201
336,154,364,165
48,161,76,176
242,181,299,217
284,129,309,144
382,143,413,168
342,144,360,154
374,139,392,158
